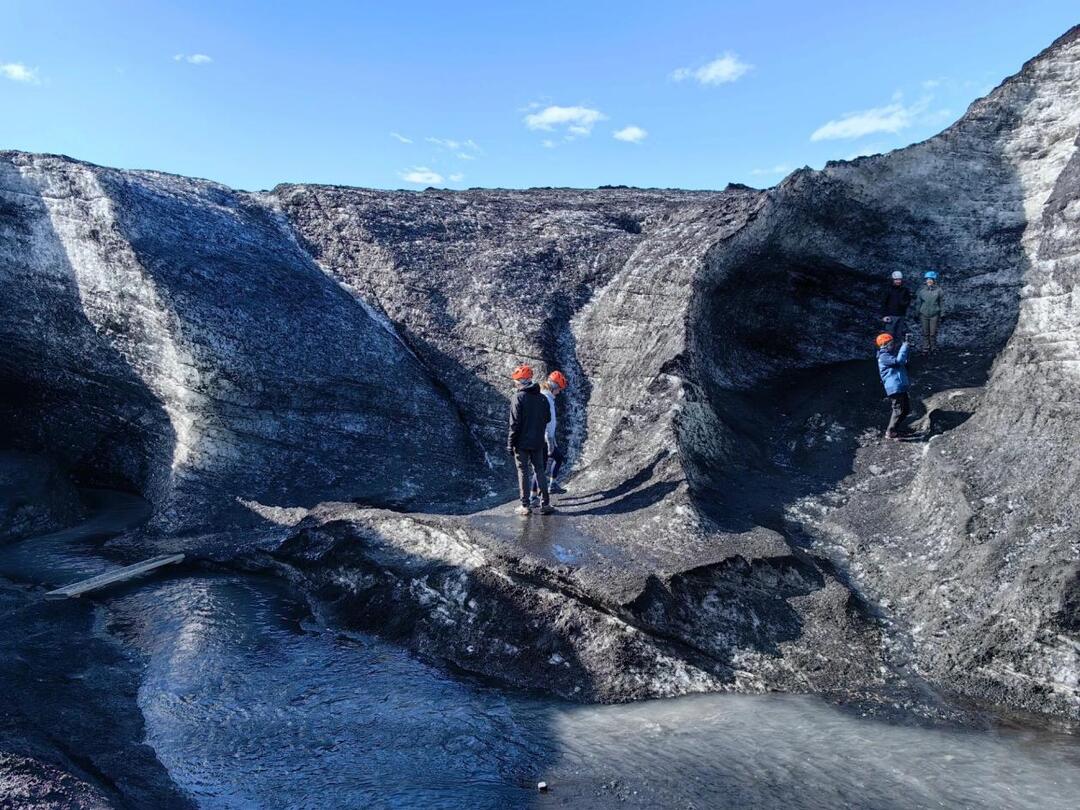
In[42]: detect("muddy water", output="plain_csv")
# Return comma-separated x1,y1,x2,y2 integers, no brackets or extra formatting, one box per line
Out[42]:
1,493,1078,809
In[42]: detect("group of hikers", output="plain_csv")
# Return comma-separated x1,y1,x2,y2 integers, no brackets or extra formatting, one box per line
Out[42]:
507,365,568,515
505,269,946,514
876,270,946,439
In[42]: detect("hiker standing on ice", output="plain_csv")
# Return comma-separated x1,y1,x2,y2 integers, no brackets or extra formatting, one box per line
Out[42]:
543,370,569,493
880,270,912,340
916,271,945,354
508,365,554,515
532,370,569,501
876,332,912,440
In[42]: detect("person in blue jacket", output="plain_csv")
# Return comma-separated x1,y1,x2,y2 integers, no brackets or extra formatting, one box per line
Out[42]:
876,331,912,439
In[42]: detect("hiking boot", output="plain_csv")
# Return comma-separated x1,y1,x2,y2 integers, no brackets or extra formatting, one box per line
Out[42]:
886,430,899,440
538,504,556,515
549,483,567,494
516,504,532,516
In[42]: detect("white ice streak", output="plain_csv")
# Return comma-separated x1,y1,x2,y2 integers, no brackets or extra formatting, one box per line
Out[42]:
18,163,210,478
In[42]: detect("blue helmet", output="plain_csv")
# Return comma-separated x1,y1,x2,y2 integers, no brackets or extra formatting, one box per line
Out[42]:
924,271,939,280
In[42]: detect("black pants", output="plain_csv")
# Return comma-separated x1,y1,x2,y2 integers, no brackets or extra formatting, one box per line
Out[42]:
515,447,548,507
532,445,566,494
888,392,911,433
548,445,565,481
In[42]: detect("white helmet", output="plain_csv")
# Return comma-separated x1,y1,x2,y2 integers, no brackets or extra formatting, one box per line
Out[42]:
891,271,903,280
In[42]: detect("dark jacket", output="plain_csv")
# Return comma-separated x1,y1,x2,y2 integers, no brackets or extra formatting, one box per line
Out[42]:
508,382,550,451
877,342,911,395
882,284,912,316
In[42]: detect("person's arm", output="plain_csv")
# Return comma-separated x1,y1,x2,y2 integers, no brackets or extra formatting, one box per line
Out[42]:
508,394,521,452
545,398,557,448
939,289,945,317
896,342,911,364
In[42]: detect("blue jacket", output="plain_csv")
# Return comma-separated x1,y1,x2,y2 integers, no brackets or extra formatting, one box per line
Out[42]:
877,342,910,395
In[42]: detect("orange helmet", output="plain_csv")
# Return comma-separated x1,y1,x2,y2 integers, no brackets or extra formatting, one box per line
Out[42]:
511,364,533,381
875,333,894,348
548,370,569,390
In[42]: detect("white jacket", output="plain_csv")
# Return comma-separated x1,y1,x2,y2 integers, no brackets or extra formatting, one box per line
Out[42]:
543,390,557,448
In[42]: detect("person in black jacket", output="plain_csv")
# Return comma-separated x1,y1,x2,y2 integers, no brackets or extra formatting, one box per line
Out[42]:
880,270,912,339
508,364,554,515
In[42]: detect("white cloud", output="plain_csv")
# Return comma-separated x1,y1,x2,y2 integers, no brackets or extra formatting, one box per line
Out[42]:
457,152,475,160
750,163,793,176
400,166,444,185
449,173,465,182
427,136,460,149
427,137,482,153
671,53,751,86
390,132,413,143
1,63,39,83
174,53,213,65
523,105,607,137
541,139,556,149
810,102,916,141
613,125,648,143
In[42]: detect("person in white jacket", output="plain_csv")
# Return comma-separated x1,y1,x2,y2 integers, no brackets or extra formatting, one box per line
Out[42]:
532,370,569,498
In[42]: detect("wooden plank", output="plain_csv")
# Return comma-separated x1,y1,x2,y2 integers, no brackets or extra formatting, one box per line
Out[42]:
45,554,185,599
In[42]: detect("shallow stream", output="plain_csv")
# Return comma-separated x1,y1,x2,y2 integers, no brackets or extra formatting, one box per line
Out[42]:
1,491,1078,809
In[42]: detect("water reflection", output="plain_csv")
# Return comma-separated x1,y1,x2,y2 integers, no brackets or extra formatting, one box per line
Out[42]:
108,575,1080,810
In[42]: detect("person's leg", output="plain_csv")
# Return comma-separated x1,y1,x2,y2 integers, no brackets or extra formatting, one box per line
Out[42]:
531,447,550,506
514,449,532,507
928,315,939,351
887,395,903,435
549,446,564,481
532,446,549,497
920,315,931,351
899,392,911,424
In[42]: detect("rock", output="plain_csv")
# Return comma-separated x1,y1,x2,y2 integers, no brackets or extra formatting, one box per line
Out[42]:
1,26,1078,716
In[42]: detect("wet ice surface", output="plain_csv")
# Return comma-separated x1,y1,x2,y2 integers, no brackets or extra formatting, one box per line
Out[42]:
2,494,1078,809
105,575,1080,810
0,489,150,585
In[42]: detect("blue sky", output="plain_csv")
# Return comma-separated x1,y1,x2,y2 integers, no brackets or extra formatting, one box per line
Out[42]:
1,1,1077,191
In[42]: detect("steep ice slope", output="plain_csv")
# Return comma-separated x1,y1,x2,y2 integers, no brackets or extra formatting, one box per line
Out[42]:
272,185,760,474
0,154,490,534
769,27,1080,718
